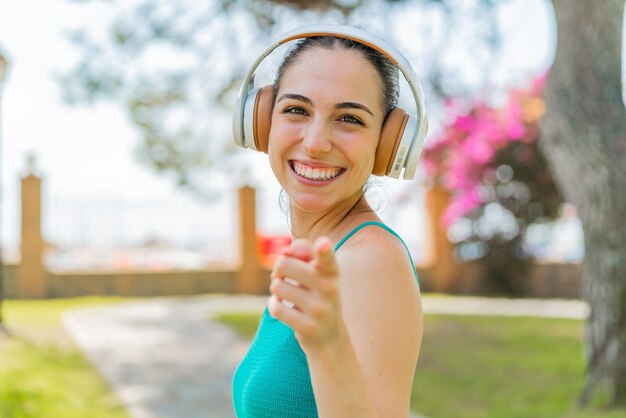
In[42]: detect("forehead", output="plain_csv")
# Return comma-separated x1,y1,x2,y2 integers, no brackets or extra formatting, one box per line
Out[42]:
278,47,384,113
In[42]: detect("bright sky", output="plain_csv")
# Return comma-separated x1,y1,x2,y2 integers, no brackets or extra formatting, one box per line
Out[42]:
0,0,555,254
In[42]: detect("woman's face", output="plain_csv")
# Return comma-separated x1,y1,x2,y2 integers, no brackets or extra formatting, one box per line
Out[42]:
268,46,385,213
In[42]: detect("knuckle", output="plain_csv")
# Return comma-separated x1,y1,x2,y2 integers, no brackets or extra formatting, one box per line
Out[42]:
309,301,327,319
320,280,338,297
301,320,318,337
274,255,287,275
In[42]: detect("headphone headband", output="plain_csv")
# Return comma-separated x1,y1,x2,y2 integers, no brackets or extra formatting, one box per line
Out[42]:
233,24,428,179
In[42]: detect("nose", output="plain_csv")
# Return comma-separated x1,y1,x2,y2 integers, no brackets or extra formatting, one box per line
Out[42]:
302,118,332,157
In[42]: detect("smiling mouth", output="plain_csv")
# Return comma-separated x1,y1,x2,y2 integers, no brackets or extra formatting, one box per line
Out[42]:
290,161,345,181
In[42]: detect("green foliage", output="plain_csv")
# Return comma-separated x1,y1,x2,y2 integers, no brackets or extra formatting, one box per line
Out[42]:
413,315,583,417
60,0,506,196
214,312,262,339
0,298,133,418
4,297,130,326
0,340,128,418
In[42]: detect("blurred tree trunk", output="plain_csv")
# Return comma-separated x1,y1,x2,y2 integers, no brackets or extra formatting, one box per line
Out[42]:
541,0,626,407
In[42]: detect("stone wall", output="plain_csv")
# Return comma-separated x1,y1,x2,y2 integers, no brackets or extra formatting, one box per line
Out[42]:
3,262,582,299
3,264,237,298
48,269,237,298
7,167,584,300
416,262,582,298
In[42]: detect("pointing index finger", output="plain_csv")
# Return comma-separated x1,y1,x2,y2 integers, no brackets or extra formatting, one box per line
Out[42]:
313,237,338,277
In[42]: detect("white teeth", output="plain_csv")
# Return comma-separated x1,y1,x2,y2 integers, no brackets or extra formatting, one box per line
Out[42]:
292,161,342,181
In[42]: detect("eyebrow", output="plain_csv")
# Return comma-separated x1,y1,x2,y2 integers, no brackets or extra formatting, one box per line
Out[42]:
277,93,312,105
335,101,374,117
277,93,374,117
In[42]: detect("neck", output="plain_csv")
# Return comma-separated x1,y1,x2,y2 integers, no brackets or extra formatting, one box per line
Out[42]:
288,190,378,245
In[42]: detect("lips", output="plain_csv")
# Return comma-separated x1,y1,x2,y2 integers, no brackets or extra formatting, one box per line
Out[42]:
289,160,345,182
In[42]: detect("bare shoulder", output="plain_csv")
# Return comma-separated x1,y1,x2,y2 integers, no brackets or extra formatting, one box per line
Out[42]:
334,222,422,337
335,224,419,294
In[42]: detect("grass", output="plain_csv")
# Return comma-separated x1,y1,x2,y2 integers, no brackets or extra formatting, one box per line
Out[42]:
214,311,626,418
0,297,132,418
214,312,263,340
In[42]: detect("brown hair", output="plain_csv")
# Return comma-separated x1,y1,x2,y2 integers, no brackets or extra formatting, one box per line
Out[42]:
272,35,399,119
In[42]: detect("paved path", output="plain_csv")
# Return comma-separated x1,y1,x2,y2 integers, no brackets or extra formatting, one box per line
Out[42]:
63,295,267,418
62,294,589,418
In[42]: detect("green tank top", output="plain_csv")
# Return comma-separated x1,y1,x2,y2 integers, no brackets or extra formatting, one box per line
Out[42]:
231,221,419,417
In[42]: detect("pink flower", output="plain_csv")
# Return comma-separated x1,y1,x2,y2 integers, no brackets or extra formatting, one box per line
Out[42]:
505,121,525,139
453,115,477,131
462,134,495,164
442,188,482,227
421,70,548,226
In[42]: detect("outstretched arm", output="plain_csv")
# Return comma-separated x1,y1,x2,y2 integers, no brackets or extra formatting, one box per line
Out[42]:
268,235,422,418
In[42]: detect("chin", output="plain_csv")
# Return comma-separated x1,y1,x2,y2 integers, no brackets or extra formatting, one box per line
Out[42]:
287,193,335,213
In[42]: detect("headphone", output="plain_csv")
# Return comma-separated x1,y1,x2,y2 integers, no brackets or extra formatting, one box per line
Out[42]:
233,24,428,180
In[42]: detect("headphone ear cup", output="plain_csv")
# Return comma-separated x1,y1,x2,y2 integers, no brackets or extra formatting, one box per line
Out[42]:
253,85,274,153
373,108,409,176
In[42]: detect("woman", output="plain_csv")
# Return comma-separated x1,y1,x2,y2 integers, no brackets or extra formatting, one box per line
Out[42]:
232,26,424,418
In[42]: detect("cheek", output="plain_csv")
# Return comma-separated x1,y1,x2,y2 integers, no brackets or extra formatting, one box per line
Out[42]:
340,134,378,169
268,117,302,157
361,138,380,177
267,138,281,176
267,127,290,181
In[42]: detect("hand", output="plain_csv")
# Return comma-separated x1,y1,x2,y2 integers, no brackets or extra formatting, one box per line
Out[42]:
268,236,344,353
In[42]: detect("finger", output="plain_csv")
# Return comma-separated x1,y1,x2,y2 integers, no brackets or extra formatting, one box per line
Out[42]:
269,278,300,308
267,293,315,331
313,237,338,276
280,238,314,262
271,255,316,288
270,277,324,314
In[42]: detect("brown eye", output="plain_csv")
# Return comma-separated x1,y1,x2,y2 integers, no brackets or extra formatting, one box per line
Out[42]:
283,106,307,116
339,114,364,125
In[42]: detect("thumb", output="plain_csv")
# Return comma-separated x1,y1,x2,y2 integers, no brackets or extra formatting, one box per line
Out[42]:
313,237,338,276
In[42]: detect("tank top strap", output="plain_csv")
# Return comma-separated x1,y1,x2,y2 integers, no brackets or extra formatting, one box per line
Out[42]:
334,221,419,284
